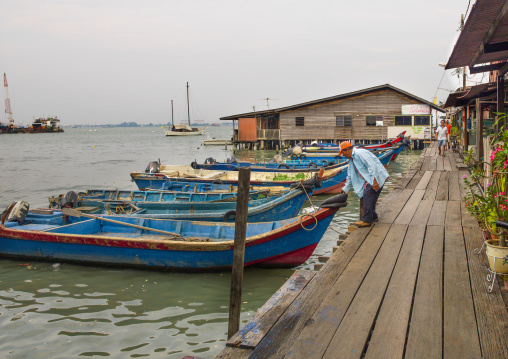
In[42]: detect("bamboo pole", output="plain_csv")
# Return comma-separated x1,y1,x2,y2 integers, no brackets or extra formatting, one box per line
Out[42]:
227,167,251,339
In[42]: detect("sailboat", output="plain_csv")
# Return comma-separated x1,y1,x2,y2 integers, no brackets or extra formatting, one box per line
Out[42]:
163,82,207,136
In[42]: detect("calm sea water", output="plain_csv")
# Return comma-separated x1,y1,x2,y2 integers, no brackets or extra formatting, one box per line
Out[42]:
0,127,419,358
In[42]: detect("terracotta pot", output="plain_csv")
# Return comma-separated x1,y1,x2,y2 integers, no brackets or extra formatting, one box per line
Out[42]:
485,240,508,274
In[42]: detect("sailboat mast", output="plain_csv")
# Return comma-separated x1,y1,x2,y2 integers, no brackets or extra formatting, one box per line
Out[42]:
186,82,191,126
171,100,174,127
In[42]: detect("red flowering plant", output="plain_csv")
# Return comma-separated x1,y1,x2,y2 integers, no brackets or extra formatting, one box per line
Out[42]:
463,116,508,248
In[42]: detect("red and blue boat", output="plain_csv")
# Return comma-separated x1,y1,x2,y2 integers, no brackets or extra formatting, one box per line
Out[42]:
0,194,347,270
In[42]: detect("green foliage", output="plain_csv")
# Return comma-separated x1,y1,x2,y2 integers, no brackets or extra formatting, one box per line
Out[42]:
451,126,460,136
272,172,306,181
463,114,508,246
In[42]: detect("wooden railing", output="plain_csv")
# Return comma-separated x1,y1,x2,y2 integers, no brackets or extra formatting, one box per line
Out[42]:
257,129,280,140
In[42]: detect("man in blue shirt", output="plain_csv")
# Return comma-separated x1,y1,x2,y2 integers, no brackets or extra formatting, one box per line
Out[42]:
338,141,390,227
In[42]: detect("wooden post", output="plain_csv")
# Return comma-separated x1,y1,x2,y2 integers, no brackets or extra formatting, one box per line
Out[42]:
476,98,483,161
227,167,251,339
497,75,505,134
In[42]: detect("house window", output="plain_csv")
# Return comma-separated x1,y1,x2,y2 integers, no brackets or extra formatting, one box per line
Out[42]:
366,116,382,126
394,115,412,126
295,117,304,127
414,115,431,126
336,115,352,127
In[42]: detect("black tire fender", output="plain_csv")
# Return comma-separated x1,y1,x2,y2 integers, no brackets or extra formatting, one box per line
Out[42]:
278,164,290,169
223,210,236,222
307,162,317,168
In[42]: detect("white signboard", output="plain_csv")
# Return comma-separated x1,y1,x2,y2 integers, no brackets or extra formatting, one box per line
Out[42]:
401,104,431,115
387,126,431,140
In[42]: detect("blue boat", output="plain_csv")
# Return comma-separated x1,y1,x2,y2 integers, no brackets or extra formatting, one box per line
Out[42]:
61,189,269,204
191,159,346,172
0,194,348,270
75,188,311,222
131,165,347,195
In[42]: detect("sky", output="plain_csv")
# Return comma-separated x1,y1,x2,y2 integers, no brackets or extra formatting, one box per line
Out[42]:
0,0,480,125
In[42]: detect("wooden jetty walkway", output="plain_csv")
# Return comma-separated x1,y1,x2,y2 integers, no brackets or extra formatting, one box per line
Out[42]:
218,143,508,359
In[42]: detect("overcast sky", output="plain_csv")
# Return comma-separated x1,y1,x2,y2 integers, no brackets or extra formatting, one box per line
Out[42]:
0,0,478,125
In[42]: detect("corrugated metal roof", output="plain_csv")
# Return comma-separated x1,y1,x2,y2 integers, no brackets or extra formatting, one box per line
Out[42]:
220,84,444,120
446,0,508,69
443,82,498,108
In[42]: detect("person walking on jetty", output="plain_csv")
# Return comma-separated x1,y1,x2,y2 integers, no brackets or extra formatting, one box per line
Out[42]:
436,119,448,156
445,120,452,150
338,141,389,228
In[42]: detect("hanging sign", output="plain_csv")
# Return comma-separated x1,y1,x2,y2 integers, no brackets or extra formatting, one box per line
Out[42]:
401,104,431,115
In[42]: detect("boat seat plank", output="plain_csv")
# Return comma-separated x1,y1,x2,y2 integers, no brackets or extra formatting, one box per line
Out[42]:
321,225,409,359
364,224,425,359
226,270,316,349
405,225,444,359
443,225,482,359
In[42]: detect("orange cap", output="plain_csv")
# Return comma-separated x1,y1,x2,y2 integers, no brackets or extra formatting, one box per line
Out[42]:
338,141,352,156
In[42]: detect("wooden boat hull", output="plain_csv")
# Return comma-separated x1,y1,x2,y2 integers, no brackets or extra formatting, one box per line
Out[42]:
0,207,340,270
79,189,309,222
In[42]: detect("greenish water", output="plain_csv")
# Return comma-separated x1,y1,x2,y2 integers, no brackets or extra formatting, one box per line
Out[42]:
0,127,419,358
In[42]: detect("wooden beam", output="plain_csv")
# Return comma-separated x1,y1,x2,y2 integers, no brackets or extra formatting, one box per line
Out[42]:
484,40,508,53
469,62,507,74
496,75,505,133
469,1,508,68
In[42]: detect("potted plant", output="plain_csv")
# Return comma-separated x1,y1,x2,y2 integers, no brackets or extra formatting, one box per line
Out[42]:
463,117,508,288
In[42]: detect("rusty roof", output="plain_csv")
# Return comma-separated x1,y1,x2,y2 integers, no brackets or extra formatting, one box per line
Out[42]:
446,0,508,70
443,82,500,108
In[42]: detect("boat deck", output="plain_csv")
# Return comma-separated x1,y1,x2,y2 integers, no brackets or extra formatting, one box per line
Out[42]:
217,143,508,359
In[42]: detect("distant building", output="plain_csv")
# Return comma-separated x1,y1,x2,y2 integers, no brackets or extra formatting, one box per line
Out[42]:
220,84,444,149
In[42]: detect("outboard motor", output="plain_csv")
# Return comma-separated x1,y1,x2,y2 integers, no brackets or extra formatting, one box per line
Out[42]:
191,161,199,169
402,137,411,148
59,191,78,209
145,161,161,173
204,157,217,164
3,201,30,225
281,148,293,157
226,156,237,163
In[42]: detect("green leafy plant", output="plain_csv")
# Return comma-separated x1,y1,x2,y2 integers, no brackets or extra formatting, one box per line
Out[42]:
463,114,508,247
451,126,460,137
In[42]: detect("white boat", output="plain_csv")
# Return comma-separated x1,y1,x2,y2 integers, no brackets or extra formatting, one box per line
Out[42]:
164,124,207,136
163,82,207,136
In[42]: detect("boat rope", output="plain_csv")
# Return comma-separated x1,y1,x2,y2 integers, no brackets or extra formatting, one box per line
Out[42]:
298,213,318,231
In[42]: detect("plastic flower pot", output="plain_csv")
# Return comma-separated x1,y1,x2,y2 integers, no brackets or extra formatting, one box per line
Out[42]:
485,240,508,274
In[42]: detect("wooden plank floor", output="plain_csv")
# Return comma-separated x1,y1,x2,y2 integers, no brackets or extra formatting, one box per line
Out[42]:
218,144,508,359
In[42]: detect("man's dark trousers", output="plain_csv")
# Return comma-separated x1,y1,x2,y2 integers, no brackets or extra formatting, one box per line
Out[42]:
361,183,383,224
